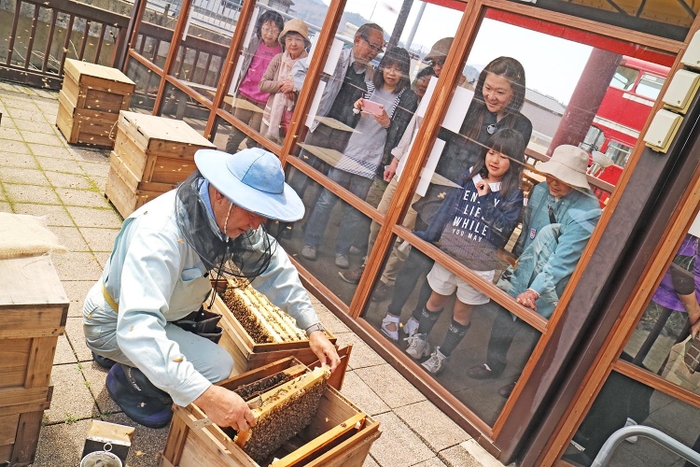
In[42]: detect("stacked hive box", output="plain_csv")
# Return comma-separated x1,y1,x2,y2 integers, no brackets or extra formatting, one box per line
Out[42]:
0,256,68,466
160,357,381,467
105,111,216,218
56,59,135,147
207,278,337,375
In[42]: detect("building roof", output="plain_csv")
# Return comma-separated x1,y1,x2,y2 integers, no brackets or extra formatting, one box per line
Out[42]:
525,88,566,115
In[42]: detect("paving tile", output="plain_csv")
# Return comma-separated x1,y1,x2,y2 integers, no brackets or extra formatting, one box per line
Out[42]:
363,454,381,466
7,106,50,122
3,95,38,110
310,293,352,335
45,170,93,189
0,126,22,140
65,316,93,362
82,364,120,414
44,363,98,423
370,412,435,467
0,166,49,185
1,154,37,174
32,419,92,467
0,139,31,154
103,413,170,467
61,280,96,318
93,175,107,193
413,457,449,467
57,187,110,208
80,227,120,252
54,334,78,364
80,160,111,178
394,400,470,452
12,203,74,226
66,205,123,228
36,155,85,174
13,118,57,135
29,143,76,159
459,439,510,467
94,251,111,269
73,147,111,164
3,183,61,204
0,188,5,201
20,128,64,144
355,364,426,409
340,370,390,416
52,250,103,281
49,225,91,251
336,331,387,370
0,201,10,212
439,444,484,467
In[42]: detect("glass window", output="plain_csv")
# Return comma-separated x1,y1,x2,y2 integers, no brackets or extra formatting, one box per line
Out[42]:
635,73,665,100
218,4,315,153
126,59,162,113
610,65,639,91
276,0,460,305
359,10,673,425
606,140,632,167
564,371,700,466
134,0,179,69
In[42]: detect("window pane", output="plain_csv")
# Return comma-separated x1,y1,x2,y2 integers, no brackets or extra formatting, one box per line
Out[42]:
126,59,161,113
135,0,178,68
624,212,700,395
610,65,638,91
564,371,700,466
635,73,666,100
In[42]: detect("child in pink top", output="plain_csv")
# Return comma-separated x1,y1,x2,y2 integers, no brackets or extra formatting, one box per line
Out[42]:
225,10,284,154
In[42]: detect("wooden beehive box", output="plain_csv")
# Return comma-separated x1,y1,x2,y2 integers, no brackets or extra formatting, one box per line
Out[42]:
105,111,216,217
0,256,68,466
56,59,135,147
160,357,380,467
206,281,337,375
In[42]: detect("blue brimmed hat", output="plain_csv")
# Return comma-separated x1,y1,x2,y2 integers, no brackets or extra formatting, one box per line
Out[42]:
194,148,305,222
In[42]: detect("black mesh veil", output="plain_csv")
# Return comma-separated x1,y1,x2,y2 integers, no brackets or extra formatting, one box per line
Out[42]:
175,170,276,280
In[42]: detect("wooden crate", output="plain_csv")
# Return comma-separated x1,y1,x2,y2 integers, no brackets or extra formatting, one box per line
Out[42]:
105,111,216,217
56,59,135,147
160,357,380,467
207,291,338,376
0,256,68,466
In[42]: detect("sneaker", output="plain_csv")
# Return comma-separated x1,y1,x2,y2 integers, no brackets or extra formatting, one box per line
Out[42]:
339,266,364,284
624,417,639,443
405,333,430,360
403,317,419,337
422,347,449,374
349,245,364,256
371,280,392,302
335,253,350,269
301,244,317,260
381,314,400,341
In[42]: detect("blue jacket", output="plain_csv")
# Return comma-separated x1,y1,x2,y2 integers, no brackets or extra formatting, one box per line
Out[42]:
498,182,602,318
414,171,524,270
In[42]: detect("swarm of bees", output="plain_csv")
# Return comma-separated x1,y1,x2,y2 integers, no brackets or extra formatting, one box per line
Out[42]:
235,366,331,464
222,279,307,344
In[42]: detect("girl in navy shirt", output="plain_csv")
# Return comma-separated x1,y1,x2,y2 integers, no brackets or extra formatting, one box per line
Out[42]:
405,128,525,374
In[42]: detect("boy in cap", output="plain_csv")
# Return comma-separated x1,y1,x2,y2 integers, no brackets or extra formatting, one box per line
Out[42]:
467,145,601,397
83,148,339,430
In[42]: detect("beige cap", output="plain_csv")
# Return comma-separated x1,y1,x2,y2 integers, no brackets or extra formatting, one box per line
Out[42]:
424,37,453,63
538,145,591,190
279,18,311,47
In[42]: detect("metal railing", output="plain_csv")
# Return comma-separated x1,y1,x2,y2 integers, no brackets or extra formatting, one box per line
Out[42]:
592,425,700,467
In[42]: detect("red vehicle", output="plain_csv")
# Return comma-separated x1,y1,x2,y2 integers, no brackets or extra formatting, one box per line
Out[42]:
581,56,670,188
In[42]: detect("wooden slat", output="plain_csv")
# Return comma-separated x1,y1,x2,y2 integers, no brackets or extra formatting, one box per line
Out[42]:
0,339,30,389
0,387,51,409
161,410,188,466
22,4,39,69
0,414,19,446
10,411,43,465
0,308,65,339
24,337,57,388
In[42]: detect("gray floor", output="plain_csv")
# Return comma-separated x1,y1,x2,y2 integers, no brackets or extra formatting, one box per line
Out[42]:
0,81,509,467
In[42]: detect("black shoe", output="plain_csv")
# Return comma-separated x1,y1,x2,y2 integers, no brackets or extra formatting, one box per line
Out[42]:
106,364,173,428
92,351,116,370
467,363,498,380
498,381,517,398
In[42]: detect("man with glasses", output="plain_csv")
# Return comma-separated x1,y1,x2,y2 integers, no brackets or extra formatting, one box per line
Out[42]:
467,145,601,398
282,23,384,237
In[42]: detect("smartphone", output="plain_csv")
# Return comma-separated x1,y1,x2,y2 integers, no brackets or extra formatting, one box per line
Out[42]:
361,100,384,116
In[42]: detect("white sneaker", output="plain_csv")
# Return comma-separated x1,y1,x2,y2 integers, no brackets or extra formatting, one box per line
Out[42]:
624,417,638,443
405,333,430,360
403,317,419,337
421,347,449,374
380,314,400,341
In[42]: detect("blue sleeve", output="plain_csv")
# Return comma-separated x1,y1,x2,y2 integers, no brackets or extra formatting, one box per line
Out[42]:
292,56,309,93
414,187,463,243
482,189,524,248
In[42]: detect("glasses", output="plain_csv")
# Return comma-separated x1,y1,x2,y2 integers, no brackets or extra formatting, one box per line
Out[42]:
261,26,280,35
361,36,384,54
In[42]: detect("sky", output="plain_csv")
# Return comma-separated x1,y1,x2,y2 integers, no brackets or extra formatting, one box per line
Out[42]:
322,0,593,104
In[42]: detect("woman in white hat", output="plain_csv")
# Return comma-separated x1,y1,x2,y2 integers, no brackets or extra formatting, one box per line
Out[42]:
259,18,311,142
84,148,339,431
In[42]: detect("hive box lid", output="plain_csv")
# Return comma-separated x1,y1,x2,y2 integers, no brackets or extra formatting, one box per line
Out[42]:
0,256,68,306
118,111,216,148
64,59,135,86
